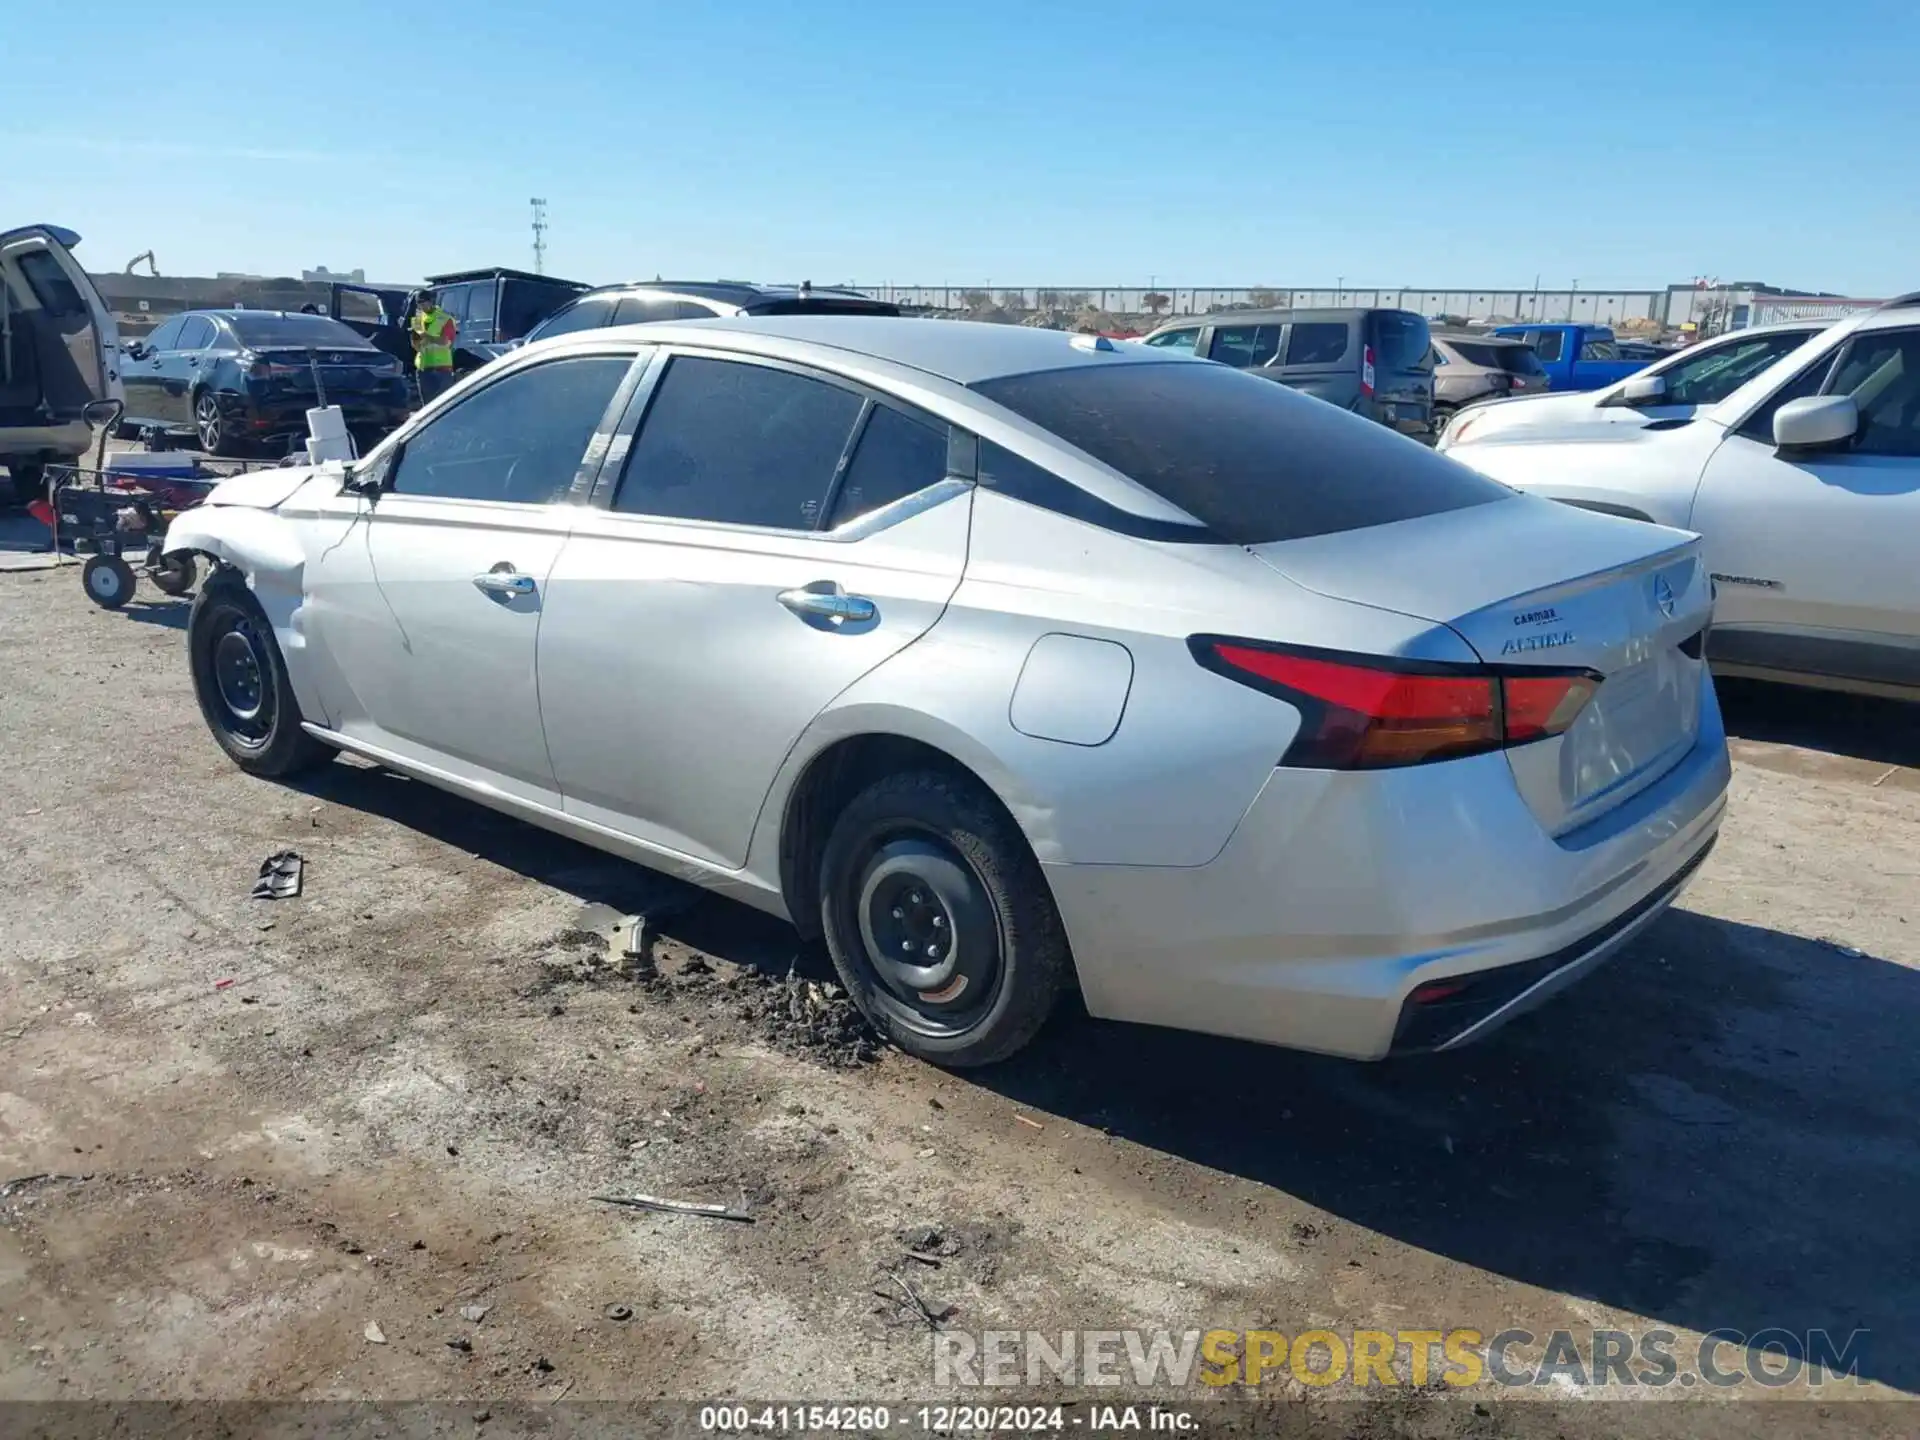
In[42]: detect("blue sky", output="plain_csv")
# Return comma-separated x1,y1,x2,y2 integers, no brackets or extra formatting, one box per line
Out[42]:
9,0,1916,295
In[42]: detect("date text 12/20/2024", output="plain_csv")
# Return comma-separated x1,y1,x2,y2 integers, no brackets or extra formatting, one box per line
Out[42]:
699,1405,1199,1433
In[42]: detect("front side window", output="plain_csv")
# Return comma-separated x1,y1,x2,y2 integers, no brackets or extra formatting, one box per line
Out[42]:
826,404,949,529
1210,324,1281,369
390,356,632,504
614,356,864,529
145,317,185,350
1144,329,1198,352
1830,330,1920,456
1285,322,1349,365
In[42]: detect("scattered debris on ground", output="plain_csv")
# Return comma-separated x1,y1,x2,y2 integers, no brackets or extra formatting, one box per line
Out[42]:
592,1192,755,1224
251,849,304,900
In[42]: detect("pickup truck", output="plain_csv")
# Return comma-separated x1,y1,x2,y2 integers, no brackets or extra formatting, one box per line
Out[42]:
1490,323,1649,392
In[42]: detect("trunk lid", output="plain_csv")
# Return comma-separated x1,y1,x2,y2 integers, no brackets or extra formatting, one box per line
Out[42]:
1251,494,1713,834
250,346,399,396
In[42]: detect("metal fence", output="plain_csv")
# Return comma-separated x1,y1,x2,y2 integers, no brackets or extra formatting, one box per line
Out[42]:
850,285,1672,324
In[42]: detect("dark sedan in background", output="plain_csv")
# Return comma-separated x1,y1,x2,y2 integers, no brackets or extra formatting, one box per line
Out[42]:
119,310,411,455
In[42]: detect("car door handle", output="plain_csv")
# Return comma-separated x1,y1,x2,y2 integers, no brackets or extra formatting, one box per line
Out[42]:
473,570,536,596
777,587,875,623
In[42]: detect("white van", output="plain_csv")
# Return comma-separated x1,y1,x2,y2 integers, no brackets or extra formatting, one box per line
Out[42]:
2,224,122,503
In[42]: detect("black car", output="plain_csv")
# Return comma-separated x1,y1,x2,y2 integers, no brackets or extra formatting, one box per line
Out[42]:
119,310,411,455
522,280,899,345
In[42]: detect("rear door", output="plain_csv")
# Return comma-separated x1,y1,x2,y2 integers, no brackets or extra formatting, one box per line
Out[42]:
537,349,971,867
1364,310,1434,432
1688,325,1920,687
0,225,122,413
1269,318,1357,405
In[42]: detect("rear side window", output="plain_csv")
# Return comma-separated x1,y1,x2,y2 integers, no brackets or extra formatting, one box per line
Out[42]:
1210,324,1281,368
615,356,864,529
826,405,949,529
16,249,85,315
1580,337,1620,361
1527,329,1565,362
1285,322,1349,365
391,355,631,504
466,282,497,338
972,361,1511,545
176,317,215,349
1366,312,1431,370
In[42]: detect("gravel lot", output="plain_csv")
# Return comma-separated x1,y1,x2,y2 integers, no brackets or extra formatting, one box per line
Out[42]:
1,563,1916,1436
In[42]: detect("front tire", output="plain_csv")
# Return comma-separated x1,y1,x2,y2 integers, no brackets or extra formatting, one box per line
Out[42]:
188,580,333,776
818,769,1071,1068
194,390,239,457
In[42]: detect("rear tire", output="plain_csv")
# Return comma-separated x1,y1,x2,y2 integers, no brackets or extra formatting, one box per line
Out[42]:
818,769,1071,1068
188,579,334,776
194,390,240,457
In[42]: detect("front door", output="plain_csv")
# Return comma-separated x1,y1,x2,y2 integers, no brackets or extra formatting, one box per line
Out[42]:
312,350,638,804
1692,325,1920,686
123,315,183,427
537,351,970,868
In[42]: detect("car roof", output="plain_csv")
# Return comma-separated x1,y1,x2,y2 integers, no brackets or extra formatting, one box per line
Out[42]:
575,314,1194,385
426,266,584,287
1149,306,1390,332
576,280,880,307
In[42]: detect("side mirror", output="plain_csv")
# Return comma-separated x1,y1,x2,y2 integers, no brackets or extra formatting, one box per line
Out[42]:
1773,394,1858,451
123,340,147,360
1622,374,1667,405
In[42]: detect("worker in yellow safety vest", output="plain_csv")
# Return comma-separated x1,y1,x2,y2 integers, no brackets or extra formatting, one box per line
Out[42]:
409,289,458,404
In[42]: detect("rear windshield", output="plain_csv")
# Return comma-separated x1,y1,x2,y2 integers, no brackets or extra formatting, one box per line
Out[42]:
972,361,1512,545
1367,311,1432,371
229,313,367,347
1448,340,1545,375
749,298,902,317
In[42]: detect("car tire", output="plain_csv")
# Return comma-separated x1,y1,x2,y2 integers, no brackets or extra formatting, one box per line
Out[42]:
188,578,334,777
194,390,239,457
818,768,1071,1068
150,552,197,597
82,553,136,609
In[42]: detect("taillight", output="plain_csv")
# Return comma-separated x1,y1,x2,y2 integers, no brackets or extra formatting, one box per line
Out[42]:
1361,344,1376,397
1189,637,1599,770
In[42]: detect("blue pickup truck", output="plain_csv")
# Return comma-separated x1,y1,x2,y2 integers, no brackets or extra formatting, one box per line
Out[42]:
1489,323,1650,392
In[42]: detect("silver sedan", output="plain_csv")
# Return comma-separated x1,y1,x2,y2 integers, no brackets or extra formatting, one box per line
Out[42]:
164,317,1729,1067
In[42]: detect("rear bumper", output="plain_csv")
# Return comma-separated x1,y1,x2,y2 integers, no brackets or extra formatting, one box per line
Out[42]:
1045,680,1731,1060
229,393,410,436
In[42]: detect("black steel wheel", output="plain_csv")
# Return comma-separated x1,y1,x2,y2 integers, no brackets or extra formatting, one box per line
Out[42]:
150,552,197,597
819,769,1071,1067
82,553,136,609
188,581,334,776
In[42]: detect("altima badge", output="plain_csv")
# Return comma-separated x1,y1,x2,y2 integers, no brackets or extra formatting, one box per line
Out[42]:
1501,631,1576,655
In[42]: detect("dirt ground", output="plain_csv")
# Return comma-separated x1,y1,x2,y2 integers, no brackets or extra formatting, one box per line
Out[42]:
1,565,1917,1437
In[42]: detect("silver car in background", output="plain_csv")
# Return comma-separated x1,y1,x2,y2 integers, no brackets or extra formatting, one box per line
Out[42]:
164,318,1729,1067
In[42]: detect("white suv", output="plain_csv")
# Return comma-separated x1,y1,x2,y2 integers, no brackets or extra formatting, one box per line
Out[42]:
1,224,122,502
1442,295,1920,700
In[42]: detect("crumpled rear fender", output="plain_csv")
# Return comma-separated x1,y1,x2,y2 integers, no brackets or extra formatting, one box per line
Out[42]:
161,507,325,719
